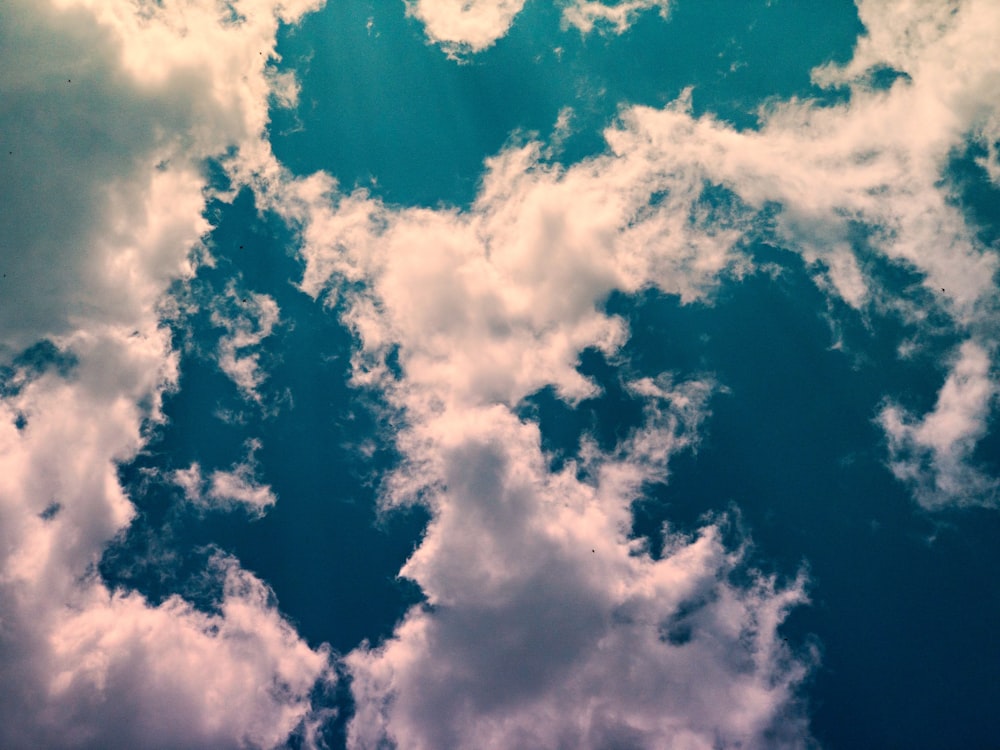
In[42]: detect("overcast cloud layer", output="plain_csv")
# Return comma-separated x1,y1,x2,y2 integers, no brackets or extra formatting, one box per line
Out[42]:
3,0,1000,748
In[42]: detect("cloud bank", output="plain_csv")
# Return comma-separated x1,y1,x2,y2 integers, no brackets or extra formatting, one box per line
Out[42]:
6,0,1000,746
231,1,1000,744
0,0,330,746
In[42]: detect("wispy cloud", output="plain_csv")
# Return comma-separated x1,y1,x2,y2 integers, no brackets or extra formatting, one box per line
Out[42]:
880,340,999,508
174,440,278,517
211,284,281,403
561,0,671,36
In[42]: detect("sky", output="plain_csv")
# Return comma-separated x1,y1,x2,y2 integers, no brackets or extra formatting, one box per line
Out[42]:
2,0,1000,748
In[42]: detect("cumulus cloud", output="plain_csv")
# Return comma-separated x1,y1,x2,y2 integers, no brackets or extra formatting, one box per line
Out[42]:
19,0,988,747
0,327,328,749
0,0,330,746
261,0,1000,417
241,108,747,411
222,2,1000,742
403,0,527,55
880,340,999,509
405,0,673,55
41,557,328,750
239,69,808,750
346,397,812,750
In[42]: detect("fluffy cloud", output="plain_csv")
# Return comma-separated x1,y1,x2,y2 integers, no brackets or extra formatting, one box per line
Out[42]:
0,327,327,749
265,0,1000,417
240,47,807,750
347,391,812,750
37,558,328,750
230,2,1000,744
244,111,746,410
405,0,674,54
30,0,987,745
0,0,330,746
404,0,527,55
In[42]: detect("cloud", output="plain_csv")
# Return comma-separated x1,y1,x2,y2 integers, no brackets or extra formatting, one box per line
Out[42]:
561,0,671,36
0,327,328,749
216,0,1000,745
74,6,994,750
241,109,747,410
174,439,278,517
403,0,527,55
405,0,674,56
0,0,317,349
211,284,282,402
41,557,329,750
214,3,1000,739
346,399,812,750
879,340,999,509
238,133,817,745
0,0,331,746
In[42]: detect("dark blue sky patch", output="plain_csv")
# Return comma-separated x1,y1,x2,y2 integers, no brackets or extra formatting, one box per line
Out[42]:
104,187,428,656
864,64,912,91
38,501,62,521
519,346,647,458
945,140,1000,251
0,339,78,397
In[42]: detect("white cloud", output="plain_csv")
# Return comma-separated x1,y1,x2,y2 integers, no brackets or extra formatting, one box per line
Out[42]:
346,400,812,750
238,131,817,745
561,0,671,36
173,440,278,517
211,285,282,402
224,1,1000,746
880,340,999,509
241,111,746,410
405,0,673,55
43,557,329,750
403,0,527,55
0,0,330,746
0,327,328,749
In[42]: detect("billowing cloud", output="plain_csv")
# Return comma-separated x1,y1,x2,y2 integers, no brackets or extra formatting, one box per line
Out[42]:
9,0,1000,746
0,0,330,746
243,109,747,410
404,0,527,55
37,557,329,750
346,391,812,750
0,326,327,749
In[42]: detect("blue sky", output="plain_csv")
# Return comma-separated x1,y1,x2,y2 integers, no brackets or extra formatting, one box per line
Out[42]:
2,1,1000,748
